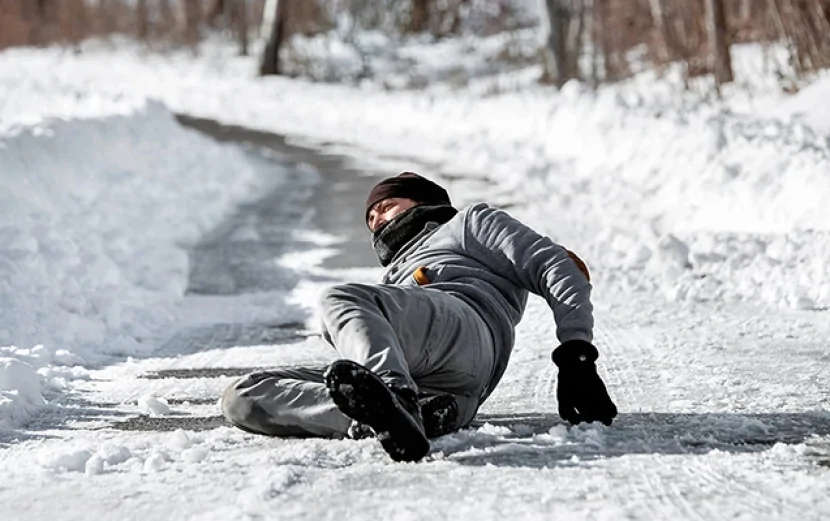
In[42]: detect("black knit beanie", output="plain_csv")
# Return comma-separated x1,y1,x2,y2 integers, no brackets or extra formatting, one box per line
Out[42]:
364,172,451,226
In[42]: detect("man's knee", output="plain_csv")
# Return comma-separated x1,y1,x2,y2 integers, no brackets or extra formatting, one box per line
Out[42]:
318,284,374,337
221,380,253,427
318,283,367,310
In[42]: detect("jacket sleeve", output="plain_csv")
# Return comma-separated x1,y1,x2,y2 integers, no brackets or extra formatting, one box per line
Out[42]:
461,203,594,343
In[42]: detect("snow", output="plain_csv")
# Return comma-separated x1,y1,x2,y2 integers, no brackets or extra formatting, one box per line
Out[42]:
38,447,95,473
0,357,44,431
0,35,828,520
0,99,280,429
773,76,830,135
137,394,172,416
181,446,210,463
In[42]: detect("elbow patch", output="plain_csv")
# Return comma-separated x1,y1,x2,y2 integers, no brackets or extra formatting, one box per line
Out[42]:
566,249,590,282
412,266,431,285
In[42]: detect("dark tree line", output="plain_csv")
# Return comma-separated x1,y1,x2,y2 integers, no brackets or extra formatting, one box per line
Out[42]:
2,0,829,88
539,0,830,88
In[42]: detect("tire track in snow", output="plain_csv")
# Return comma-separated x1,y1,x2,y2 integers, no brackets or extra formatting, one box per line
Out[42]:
592,315,717,521
596,307,818,520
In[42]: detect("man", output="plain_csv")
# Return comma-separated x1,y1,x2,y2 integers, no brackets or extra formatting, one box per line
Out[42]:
221,172,617,462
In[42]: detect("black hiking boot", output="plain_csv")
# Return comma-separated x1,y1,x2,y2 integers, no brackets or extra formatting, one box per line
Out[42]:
347,393,459,440
419,393,459,438
324,360,429,462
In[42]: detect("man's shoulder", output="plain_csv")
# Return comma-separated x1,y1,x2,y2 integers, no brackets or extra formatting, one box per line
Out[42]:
457,202,493,217
445,202,490,231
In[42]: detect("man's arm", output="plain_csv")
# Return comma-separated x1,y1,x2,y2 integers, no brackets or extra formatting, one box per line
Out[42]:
459,203,593,343
461,203,617,426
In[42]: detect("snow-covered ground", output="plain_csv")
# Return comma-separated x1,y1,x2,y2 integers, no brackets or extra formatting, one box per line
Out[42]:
0,38,828,519
0,101,285,432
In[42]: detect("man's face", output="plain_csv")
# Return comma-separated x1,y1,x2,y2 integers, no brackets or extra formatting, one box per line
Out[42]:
367,197,418,233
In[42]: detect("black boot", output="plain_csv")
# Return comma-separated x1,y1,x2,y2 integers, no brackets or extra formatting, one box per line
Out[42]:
324,359,429,462
419,393,459,438
347,393,459,440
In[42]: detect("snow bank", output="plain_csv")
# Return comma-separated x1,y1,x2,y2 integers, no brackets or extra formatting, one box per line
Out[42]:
0,101,266,430
5,43,830,230
592,227,830,309
773,76,830,136
0,357,44,431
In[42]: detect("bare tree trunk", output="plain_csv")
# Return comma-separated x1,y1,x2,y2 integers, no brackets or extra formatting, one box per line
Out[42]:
98,0,116,34
449,0,467,35
540,0,574,87
259,0,288,75
66,0,87,47
235,0,249,56
649,0,670,62
739,0,752,22
136,0,148,39
159,0,175,36
706,0,734,85
810,0,830,68
588,0,600,86
207,0,226,27
410,0,429,33
184,0,201,47
27,0,50,45
594,0,622,81
565,1,586,79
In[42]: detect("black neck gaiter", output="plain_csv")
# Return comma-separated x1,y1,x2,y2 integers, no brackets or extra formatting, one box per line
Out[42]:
371,205,458,266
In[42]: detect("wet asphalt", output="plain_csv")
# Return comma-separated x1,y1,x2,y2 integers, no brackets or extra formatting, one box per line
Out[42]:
176,114,381,275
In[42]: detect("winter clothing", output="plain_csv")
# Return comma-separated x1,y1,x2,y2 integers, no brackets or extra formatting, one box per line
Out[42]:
364,172,452,225
325,359,430,462
372,204,458,266
346,393,459,440
222,195,606,453
222,366,350,437
552,340,618,426
223,282,493,438
417,393,459,438
379,202,594,401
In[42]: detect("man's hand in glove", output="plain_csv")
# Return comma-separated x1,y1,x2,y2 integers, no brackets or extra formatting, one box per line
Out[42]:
551,340,618,426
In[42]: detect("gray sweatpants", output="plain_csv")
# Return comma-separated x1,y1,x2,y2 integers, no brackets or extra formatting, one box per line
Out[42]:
221,283,496,437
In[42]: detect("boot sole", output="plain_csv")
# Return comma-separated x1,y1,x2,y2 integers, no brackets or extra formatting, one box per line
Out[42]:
325,360,429,462
421,394,459,438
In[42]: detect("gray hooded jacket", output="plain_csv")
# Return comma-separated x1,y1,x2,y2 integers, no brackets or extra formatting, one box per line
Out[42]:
381,202,594,398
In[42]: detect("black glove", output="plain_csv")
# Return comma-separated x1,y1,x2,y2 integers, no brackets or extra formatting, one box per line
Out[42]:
552,340,618,426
